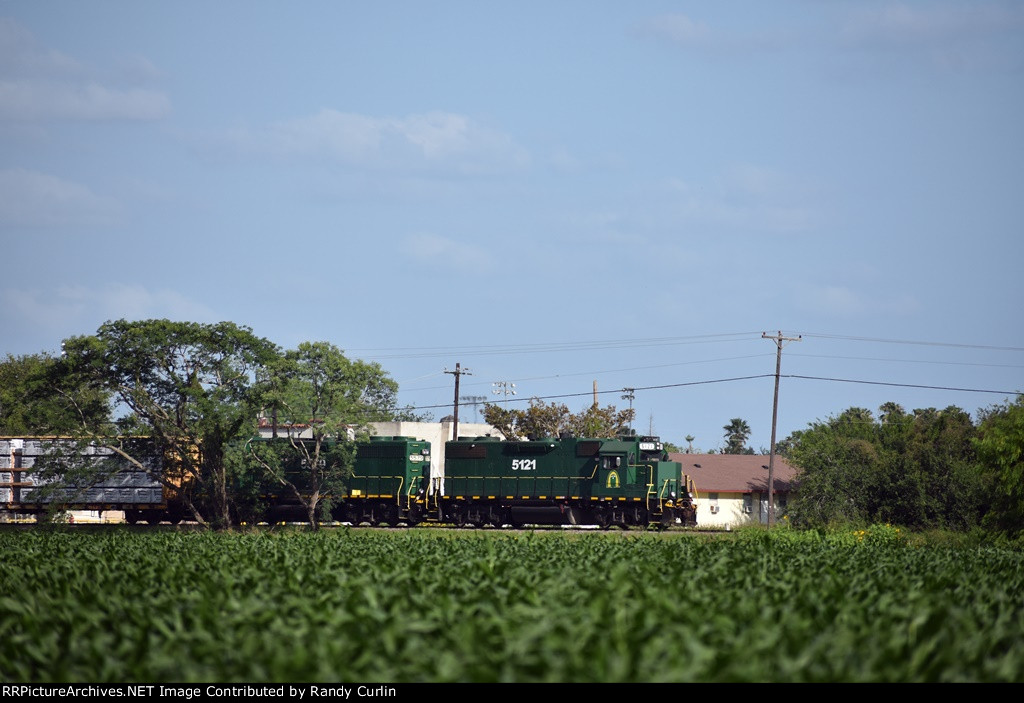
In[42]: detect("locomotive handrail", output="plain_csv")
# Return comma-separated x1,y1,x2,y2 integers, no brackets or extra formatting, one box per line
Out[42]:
634,461,656,497
657,478,672,511
394,475,404,507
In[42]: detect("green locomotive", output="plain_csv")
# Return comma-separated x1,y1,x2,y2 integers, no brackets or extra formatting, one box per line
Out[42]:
341,435,431,526
245,435,432,526
439,434,696,529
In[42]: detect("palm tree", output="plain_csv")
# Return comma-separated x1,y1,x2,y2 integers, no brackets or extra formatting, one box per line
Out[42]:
723,418,753,454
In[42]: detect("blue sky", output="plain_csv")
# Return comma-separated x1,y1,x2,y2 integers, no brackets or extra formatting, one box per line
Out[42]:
2,1,1022,451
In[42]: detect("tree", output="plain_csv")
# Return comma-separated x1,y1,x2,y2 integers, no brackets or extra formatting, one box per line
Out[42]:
975,396,1024,533
567,403,635,439
59,319,279,529
246,341,401,529
0,352,110,435
722,418,754,454
785,402,985,529
482,399,635,440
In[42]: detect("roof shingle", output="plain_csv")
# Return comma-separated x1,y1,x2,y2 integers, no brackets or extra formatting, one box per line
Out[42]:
669,453,798,493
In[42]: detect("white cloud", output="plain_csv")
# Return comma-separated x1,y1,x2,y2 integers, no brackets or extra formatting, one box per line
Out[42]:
401,233,494,271
837,3,1024,70
0,81,170,121
641,13,711,47
0,168,121,226
0,18,169,121
0,18,82,79
0,284,219,337
666,165,816,233
637,13,795,54
231,109,529,175
797,285,921,318
639,6,1024,70
840,4,1024,48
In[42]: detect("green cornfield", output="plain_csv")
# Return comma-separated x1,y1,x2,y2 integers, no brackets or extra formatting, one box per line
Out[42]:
1,526,1022,682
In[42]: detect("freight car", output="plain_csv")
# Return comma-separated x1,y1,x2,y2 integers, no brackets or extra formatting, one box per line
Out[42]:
439,434,696,529
0,437,178,523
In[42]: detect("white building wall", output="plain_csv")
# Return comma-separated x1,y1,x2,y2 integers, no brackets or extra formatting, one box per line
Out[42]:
368,421,503,490
696,492,788,529
258,420,504,490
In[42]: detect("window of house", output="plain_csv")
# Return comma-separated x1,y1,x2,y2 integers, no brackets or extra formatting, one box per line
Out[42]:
743,493,753,513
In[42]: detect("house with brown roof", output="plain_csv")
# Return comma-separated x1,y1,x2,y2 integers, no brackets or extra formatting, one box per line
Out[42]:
669,453,798,528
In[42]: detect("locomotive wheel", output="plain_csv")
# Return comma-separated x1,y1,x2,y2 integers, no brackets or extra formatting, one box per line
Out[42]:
658,508,675,531
594,507,612,530
446,504,466,527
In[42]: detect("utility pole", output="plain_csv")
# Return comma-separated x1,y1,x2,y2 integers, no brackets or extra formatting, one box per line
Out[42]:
621,388,635,430
762,331,801,527
444,363,472,442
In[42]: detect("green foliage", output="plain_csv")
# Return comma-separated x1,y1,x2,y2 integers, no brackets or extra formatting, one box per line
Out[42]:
975,396,1024,534
253,341,400,529
239,437,356,526
60,319,280,528
0,352,110,435
1,529,1022,682
722,417,754,454
482,398,634,440
786,403,986,530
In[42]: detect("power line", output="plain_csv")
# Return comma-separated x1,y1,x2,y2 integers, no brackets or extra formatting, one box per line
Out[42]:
790,353,1024,369
400,372,1022,413
369,330,1024,364
350,332,764,360
408,374,776,411
802,333,1024,353
398,353,774,395
786,374,1021,395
